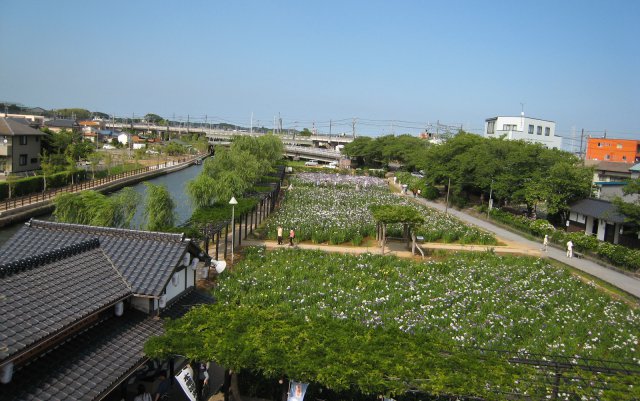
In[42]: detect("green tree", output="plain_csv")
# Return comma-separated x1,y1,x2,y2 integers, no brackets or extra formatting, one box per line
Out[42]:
299,128,313,136
144,113,164,124
143,183,176,231
53,188,139,227
613,179,640,230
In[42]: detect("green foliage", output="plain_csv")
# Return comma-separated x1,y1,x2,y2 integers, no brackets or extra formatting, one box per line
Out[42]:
370,204,424,225
146,249,640,400
414,133,592,221
53,188,140,228
489,208,640,271
187,135,283,207
143,183,176,231
343,135,428,170
164,141,187,156
53,108,92,119
613,178,640,230
299,128,313,136
189,198,259,225
144,113,164,123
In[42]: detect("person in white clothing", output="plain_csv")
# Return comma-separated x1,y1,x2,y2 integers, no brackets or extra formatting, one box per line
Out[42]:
543,234,549,252
566,240,574,258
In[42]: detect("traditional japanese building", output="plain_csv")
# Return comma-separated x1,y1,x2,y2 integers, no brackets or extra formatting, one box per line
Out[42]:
0,220,213,401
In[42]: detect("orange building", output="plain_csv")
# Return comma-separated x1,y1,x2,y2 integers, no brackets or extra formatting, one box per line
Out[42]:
585,138,640,163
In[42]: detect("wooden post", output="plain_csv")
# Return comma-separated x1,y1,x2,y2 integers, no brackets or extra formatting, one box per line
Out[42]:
215,231,220,260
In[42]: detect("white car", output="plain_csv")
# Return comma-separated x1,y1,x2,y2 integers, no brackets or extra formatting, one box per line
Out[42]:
325,162,338,169
304,160,318,166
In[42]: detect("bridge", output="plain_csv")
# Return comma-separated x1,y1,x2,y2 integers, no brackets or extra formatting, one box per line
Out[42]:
105,122,354,148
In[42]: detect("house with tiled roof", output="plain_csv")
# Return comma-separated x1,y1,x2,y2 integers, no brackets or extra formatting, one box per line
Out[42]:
0,220,214,400
0,117,48,174
44,118,80,133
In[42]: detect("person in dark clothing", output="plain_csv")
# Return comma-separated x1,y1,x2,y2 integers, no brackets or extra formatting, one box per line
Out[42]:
154,371,171,401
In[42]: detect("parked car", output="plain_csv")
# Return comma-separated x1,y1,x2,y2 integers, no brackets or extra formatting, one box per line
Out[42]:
304,160,319,166
325,162,338,169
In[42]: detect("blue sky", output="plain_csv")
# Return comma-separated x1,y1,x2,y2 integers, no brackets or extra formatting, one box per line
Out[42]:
1,0,638,149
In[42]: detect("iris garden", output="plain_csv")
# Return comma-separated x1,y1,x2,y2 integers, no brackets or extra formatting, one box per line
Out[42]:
265,173,496,245
147,173,640,400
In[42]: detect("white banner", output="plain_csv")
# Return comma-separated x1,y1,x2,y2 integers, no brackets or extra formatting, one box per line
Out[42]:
287,380,308,401
175,365,198,401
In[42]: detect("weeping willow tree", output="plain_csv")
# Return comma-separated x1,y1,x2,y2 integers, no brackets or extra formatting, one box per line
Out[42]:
186,134,283,208
143,183,176,231
53,188,139,228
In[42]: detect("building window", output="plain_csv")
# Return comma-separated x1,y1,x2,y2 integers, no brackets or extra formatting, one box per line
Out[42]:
35,136,39,142
605,154,610,160
537,126,542,135
19,135,27,145
617,143,623,149
528,125,534,134
623,156,627,161
30,157,38,164
545,127,550,136
19,154,27,166
598,142,602,147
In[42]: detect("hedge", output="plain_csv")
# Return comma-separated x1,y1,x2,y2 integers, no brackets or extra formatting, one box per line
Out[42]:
488,207,640,272
0,170,89,202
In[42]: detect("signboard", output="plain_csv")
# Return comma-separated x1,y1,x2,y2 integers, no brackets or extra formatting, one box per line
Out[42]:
175,365,198,401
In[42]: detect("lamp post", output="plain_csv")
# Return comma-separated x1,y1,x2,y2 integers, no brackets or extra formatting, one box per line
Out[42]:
229,196,238,265
487,179,493,219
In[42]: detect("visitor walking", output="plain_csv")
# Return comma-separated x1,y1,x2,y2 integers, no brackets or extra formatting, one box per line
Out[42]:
566,240,574,258
277,226,283,245
289,229,295,246
543,234,549,252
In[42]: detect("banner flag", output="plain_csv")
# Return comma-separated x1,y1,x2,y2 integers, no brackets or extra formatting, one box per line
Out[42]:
175,365,198,401
287,380,309,401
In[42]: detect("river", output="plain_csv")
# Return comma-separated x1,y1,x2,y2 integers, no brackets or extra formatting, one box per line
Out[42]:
0,163,204,247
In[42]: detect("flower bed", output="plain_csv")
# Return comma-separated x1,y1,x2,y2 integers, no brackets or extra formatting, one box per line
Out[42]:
193,247,640,399
267,174,496,245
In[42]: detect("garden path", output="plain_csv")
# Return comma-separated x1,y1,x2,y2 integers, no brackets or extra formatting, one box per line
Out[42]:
394,182,640,299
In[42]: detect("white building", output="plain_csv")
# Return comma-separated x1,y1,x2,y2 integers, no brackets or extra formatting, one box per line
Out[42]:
484,115,561,149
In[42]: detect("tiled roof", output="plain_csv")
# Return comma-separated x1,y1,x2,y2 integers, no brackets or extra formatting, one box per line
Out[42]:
0,290,215,401
570,198,627,223
0,309,162,401
584,159,633,173
0,238,130,364
0,117,45,136
0,220,194,296
44,119,78,128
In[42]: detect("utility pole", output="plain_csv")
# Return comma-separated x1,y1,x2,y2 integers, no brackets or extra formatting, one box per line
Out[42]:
329,119,332,140
579,128,585,161
250,112,253,134
487,179,493,219
352,118,356,138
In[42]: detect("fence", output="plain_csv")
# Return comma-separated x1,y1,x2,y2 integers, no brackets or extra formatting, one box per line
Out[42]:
0,156,200,213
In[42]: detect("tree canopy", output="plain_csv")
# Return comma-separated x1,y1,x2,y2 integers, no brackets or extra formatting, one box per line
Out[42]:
187,135,283,208
613,178,640,231
343,134,429,170
143,183,176,231
53,188,140,228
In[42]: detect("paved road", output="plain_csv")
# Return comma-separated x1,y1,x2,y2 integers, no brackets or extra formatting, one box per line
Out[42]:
408,193,640,299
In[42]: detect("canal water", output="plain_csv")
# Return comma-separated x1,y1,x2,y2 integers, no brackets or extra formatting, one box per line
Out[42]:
0,163,204,247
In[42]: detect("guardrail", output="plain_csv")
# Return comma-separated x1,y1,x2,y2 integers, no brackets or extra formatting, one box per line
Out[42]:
0,156,201,213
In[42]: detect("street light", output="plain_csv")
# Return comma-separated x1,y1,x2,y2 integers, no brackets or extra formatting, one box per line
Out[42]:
229,196,238,265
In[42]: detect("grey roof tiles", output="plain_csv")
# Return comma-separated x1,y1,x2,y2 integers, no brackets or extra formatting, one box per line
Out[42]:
0,290,215,401
0,239,130,364
0,219,192,296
